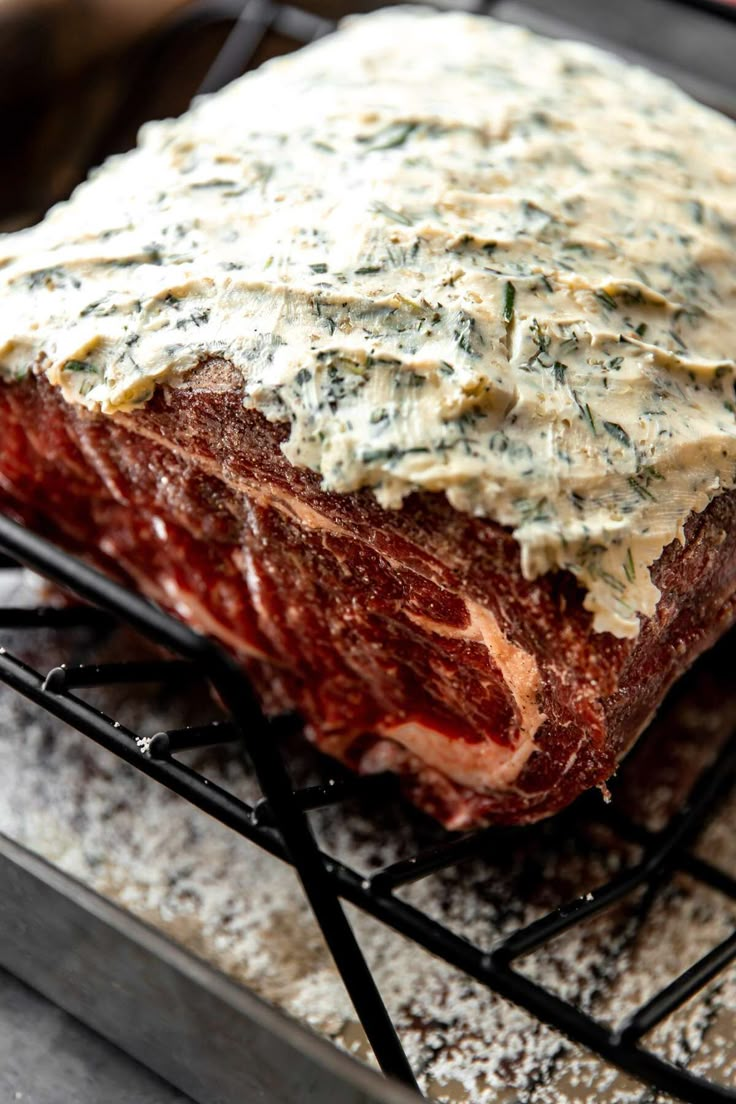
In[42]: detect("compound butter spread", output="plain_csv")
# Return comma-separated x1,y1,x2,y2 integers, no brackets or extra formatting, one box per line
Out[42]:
1,7,736,637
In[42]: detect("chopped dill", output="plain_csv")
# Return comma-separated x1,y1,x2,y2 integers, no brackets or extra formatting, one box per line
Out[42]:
628,476,656,501
371,201,413,226
603,421,631,446
594,289,618,311
63,359,97,374
503,281,516,324
363,121,418,151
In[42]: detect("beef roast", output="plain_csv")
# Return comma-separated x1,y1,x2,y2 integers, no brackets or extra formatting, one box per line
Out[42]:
2,360,736,828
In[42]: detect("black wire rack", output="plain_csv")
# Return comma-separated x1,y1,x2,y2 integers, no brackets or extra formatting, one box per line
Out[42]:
2,2,736,1101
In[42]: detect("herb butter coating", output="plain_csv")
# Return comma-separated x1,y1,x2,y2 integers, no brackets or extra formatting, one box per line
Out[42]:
1,7,736,637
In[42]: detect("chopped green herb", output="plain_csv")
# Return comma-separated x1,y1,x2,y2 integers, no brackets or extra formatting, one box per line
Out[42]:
559,334,579,355
190,179,236,190
503,281,516,324
454,311,482,358
603,421,631,447
594,289,618,311
63,359,97,374
624,549,636,583
529,319,550,354
688,199,704,224
628,476,656,501
600,571,626,594
574,393,597,434
361,447,399,464
363,121,418,151
371,201,413,226
669,328,687,351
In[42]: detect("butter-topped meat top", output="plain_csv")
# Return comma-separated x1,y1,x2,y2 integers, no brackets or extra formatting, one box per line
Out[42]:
1,6,736,637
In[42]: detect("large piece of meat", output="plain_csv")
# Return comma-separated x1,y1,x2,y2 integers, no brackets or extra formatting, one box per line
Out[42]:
2,360,736,828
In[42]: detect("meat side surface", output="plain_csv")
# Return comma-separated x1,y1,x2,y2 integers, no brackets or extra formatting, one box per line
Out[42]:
2,363,736,828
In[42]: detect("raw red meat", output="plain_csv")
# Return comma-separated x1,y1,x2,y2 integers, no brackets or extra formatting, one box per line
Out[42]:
2,361,736,828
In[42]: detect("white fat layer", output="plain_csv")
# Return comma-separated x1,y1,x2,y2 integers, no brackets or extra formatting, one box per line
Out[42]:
374,718,536,795
404,603,545,743
2,7,736,637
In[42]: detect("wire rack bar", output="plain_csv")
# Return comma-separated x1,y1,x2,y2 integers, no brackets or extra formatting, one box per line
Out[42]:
490,730,736,965
42,660,198,691
199,0,279,92
600,804,736,900
0,605,115,631
198,0,332,94
369,824,522,894
617,930,736,1044
210,661,421,1090
148,721,241,758
252,772,393,826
